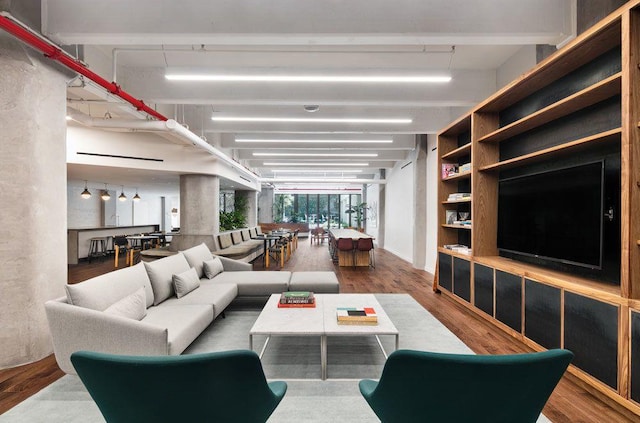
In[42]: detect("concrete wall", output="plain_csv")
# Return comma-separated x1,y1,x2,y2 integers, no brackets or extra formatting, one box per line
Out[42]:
425,134,439,274
0,33,68,369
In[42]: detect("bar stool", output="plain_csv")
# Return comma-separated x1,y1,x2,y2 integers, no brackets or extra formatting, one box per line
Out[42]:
336,238,356,267
356,237,375,268
88,237,107,263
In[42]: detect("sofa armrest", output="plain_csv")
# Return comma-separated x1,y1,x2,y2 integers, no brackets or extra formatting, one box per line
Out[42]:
217,255,252,271
45,298,168,374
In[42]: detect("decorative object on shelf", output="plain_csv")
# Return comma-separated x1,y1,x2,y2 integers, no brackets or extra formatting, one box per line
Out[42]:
458,212,470,221
442,163,459,178
446,210,457,224
100,184,110,201
81,180,91,199
118,185,127,202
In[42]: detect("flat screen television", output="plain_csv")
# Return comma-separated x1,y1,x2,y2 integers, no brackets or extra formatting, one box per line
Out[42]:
497,161,616,281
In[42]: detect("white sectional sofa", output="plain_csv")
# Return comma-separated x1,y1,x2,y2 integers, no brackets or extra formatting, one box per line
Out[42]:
45,243,339,374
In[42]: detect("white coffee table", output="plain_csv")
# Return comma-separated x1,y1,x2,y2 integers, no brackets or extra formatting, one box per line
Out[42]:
249,293,399,380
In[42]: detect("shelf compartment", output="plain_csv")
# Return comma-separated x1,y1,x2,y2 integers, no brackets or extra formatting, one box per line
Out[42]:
442,170,471,182
442,224,472,230
439,114,471,137
442,198,472,204
477,73,622,144
441,143,471,161
478,128,622,172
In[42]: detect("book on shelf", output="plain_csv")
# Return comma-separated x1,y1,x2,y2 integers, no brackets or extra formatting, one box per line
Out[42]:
459,162,471,173
336,307,378,323
447,192,471,201
280,291,314,304
277,300,316,308
441,163,458,178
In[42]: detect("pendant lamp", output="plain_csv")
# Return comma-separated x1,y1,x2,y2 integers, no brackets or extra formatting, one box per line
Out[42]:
81,180,92,199
101,184,111,201
118,185,127,201
133,188,141,202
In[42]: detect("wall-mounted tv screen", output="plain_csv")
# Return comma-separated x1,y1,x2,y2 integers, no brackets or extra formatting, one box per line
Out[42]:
497,161,604,270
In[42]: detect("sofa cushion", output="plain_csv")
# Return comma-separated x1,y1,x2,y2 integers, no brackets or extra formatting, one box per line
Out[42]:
218,233,233,249
173,268,201,299
289,271,340,293
181,243,214,278
203,257,224,279
141,305,213,355
162,282,238,319
212,271,292,296
231,231,243,245
104,287,147,320
144,253,191,305
65,262,154,311
249,227,257,238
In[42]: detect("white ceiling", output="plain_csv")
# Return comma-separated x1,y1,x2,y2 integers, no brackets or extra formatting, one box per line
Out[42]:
45,0,574,191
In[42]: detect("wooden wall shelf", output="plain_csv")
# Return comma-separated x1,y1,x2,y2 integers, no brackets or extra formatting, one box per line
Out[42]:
478,128,622,172
441,143,471,160
442,198,471,204
477,73,621,144
442,224,472,230
441,171,471,182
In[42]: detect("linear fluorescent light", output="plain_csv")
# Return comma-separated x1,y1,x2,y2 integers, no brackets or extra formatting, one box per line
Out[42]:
271,169,363,173
212,117,411,124
263,162,369,167
253,153,377,157
269,176,359,181
167,74,451,83
236,138,393,144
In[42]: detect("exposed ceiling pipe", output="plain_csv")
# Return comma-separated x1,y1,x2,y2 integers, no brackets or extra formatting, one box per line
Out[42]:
67,112,258,182
0,12,166,121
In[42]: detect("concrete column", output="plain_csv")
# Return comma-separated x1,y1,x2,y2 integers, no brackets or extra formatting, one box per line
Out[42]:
0,33,68,369
258,186,274,223
413,135,428,269
377,169,386,248
171,174,219,251
244,190,259,227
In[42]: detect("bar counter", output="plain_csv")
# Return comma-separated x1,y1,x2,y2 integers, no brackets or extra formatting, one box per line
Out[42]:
68,224,160,264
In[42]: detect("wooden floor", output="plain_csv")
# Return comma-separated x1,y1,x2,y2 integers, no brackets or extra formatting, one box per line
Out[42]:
1,238,638,421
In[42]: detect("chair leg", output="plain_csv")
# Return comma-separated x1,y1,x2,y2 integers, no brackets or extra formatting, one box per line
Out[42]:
114,245,119,268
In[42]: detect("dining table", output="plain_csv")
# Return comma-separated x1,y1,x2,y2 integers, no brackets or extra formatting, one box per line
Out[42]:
253,234,282,267
328,229,375,267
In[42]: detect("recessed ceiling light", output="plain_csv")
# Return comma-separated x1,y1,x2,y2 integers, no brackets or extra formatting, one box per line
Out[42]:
166,73,451,83
263,162,369,166
212,117,411,124
235,138,393,143
253,153,378,157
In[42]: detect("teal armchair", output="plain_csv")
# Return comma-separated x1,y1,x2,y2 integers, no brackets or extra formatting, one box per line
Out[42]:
359,349,573,423
71,349,287,423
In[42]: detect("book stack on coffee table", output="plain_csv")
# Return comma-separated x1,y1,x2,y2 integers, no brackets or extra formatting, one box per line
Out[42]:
336,307,378,325
278,291,316,308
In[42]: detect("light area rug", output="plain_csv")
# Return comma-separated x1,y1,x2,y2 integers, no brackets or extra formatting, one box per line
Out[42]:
0,294,551,422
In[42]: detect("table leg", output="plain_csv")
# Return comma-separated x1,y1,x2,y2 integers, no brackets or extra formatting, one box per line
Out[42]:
321,335,327,380
258,335,271,359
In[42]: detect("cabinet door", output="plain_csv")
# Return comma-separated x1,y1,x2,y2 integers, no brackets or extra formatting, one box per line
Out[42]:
495,270,522,332
474,263,494,316
631,310,640,403
438,252,452,292
453,257,471,302
524,279,561,350
564,292,618,390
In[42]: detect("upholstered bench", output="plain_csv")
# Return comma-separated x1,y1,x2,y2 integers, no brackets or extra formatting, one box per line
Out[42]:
289,271,340,293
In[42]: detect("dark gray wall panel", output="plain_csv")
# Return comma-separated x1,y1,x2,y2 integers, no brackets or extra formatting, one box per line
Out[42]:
495,270,522,332
631,311,640,403
474,263,494,316
564,292,618,389
524,279,561,349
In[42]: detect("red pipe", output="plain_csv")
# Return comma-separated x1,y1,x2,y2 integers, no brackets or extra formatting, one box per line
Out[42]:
0,15,168,121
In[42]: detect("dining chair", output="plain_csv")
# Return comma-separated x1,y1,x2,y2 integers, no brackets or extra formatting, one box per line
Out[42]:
359,349,573,423
71,350,287,423
112,236,129,268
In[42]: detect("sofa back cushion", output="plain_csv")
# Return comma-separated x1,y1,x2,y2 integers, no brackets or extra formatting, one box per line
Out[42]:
144,253,191,305
241,229,252,241
181,242,214,279
231,231,243,245
65,262,154,310
218,233,233,249
249,227,257,238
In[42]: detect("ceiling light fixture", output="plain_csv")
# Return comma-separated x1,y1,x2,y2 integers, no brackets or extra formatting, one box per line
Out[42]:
101,184,111,201
118,185,127,202
212,117,411,124
270,169,363,173
80,180,92,199
235,138,393,144
133,188,141,202
253,153,378,157
263,162,369,167
166,74,451,83
304,105,320,112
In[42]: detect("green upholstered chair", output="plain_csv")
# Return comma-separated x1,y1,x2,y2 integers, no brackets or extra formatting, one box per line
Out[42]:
71,349,287,423
359,349,573,423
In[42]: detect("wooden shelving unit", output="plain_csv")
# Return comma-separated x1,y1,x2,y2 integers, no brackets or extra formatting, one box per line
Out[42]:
435,2,640,416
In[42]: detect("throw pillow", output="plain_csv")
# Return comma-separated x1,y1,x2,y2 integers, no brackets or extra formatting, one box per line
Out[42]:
104,287,147,320
173,267,201,298
203,257,224,279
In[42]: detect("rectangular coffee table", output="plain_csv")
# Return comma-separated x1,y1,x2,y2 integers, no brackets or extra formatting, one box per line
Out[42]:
249,293,399,380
